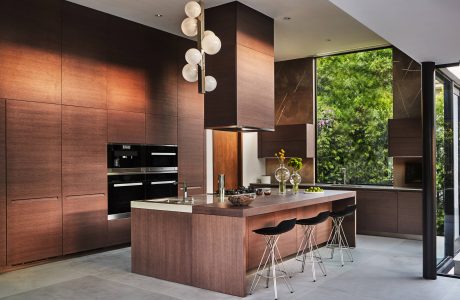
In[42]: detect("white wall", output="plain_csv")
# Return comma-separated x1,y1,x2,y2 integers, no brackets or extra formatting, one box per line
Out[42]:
206,129,214,194
241,132,266,186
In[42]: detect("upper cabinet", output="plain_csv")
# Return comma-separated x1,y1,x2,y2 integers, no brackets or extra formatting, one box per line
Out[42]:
6,100,61,201
0,0,61,103
62,2,108,109
258,124,315,158
106,16,147,113
388,118,422,157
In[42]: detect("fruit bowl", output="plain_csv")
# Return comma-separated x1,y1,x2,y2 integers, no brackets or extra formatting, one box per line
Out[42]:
227,194,256,206
304,187,324,194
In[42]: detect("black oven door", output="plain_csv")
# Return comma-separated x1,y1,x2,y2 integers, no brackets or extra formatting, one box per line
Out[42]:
108,144,145,169
145,172,178,199
146,145,178,172
108,174,145,218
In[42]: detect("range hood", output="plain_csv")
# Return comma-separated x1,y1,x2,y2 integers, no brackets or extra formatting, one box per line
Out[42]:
204,2,275,132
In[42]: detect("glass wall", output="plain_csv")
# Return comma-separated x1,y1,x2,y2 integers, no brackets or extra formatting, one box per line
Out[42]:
316,48,393,185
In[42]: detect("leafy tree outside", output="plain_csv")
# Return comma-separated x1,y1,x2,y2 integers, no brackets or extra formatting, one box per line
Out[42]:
316,48,393,185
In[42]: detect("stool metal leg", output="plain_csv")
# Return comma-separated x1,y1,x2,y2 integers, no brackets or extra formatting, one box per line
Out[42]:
326,216,354,266
296,224,327,282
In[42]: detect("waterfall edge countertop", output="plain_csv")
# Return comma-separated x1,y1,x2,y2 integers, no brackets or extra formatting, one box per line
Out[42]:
131,189,356,217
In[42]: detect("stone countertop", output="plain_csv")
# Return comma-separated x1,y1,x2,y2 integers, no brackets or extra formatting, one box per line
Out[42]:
250,183,422,192
132,189,356,218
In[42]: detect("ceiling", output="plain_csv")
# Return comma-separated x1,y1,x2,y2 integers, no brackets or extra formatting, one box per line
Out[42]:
67,0,388,61
330,0,460,65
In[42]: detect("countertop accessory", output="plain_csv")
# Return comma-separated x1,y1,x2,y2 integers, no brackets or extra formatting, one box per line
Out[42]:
227,194,256,206
288,157,303,194
256,188,263,196
274,149,290,195
264,189,272,196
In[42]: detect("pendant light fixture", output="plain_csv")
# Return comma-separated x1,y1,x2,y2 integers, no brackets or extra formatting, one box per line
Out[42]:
180,0,221,94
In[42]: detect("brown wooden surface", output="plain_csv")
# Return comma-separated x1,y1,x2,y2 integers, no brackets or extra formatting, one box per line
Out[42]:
62,2,107,109
192,214,246,297
62,106,107,196
388,118,422,157
146,114,178,145
213,131,239,190
332,197,357,247
6,100,61,201
63,194,107,255
178,117,205,187
0,100,5,269
193,190,356,217
131,208,192,284
246,213,275,270
296,203,333,250
274,209,297,258
258,124,314,158
0,0,61,103
7,197,62,265
397,191,422,235
356,190,398,234
108,218,131,246
108,110,146,144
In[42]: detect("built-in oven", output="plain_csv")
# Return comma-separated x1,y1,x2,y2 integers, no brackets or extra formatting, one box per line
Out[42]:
145,172,178,199
108,173,145,220
146,145,178,172
107,144,145,170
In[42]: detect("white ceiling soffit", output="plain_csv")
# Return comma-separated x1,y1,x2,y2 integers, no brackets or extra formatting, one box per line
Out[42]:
329,0,460,65
67,0,388,61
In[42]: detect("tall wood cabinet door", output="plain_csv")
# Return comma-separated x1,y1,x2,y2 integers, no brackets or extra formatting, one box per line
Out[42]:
108,110,146,144
62,2,107,109
356,191,398,233
0,100,5,269
178,117,205,187
146,114,178,145
63,194,107,255
7,197,62,265
0,0,61,103
6,100,61,201
106,16,147,113
62,106,107,196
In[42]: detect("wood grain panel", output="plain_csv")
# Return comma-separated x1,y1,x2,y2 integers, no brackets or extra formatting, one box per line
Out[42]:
192,214,246,297
146,114,178,145
388,118,422,157
6,100,61,200
357,190,397,234
63,194,107,255
296,205,320,250
258,124,314,158
274,209,297,258
62,106,107,196
132,208,192,284
213,131,239,190
7,197,62,265
108,110,145,144
108,218,131,246
0,100,5,269
62,2,107,109
397,191,422,235
315,202,333,244
332,197,357,247
178,117,204,187
247,213,274,270
0,0,61,103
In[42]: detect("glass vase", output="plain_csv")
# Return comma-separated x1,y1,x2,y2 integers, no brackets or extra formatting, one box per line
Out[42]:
275,163,290,195
290,170,302,194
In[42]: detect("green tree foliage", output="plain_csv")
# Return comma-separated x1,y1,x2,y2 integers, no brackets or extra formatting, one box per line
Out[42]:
435,83,445,236
316,49,393,185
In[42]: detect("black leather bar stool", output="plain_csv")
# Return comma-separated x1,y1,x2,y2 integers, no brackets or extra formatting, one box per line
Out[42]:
326,205,357,266
249,218,296,300
296,211,330,282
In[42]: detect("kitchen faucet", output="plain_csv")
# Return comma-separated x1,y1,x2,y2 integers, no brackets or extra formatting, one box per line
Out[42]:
175,181,188,201
341,168,347,185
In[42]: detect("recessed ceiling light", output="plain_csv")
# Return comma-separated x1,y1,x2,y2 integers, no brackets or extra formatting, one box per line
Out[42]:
283,17,291,20
155,13,163,17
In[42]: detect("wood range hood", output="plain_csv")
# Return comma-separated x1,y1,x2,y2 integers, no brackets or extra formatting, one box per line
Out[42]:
204,1,275,132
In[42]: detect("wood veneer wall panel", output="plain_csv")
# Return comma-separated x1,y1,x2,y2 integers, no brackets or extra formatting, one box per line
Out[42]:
6,100,61,200
0,100,5,269
178,117,205,187
108,110,146,144
62,2,108,109
62,106,107,196
146,114,178,145
0,0,61,103
213,131,239,190
192,214,246,297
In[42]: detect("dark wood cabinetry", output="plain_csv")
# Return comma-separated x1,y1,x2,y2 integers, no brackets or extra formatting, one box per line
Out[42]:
7,197,62,265
108,110,146,144
178,117,205,188
0,100,5,269
357,191,398,233
62,2,107,109
388,118,422,157
146,114,178,145
63,194,107,255
6,100,61,201
108,218,131,246
62,106,107,196
0,0,61,103
258,124,315,158
397,192,422,235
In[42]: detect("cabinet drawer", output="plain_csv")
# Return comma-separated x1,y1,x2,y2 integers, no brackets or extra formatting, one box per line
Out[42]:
357,191,398,233
397,191,422,235
108,217,131,246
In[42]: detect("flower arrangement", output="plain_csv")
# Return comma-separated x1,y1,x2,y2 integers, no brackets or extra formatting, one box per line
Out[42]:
288,157,303,171
274,149,286,163
288,157,303,194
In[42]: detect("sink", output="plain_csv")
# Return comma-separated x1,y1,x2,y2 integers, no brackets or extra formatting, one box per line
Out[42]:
145,197,194,204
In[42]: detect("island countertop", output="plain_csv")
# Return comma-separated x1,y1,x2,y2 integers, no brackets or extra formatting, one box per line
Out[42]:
131,189,356,218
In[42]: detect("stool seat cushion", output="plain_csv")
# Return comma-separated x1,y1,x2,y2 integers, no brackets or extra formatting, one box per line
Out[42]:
297,211,330,226
330,205,357,218
253,218,297,236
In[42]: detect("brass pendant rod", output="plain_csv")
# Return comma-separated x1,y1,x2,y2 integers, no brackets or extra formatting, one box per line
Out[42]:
197,0,206,94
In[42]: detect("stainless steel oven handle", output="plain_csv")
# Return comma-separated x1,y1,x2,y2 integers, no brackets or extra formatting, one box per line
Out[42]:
150,152,176,156
150,181,177,185
113,182,144,187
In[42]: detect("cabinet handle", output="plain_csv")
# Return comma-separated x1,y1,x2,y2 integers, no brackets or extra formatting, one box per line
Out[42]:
113,182,143,187
150,152,176,156
150,181,177,185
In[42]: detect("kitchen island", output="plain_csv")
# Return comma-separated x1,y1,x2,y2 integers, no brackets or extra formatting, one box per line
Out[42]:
131,189,356,297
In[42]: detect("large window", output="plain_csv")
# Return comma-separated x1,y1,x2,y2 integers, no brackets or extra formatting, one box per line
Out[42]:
316,48,393,185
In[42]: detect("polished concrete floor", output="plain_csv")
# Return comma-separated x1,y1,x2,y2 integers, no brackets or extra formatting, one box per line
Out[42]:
0,235,459,300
